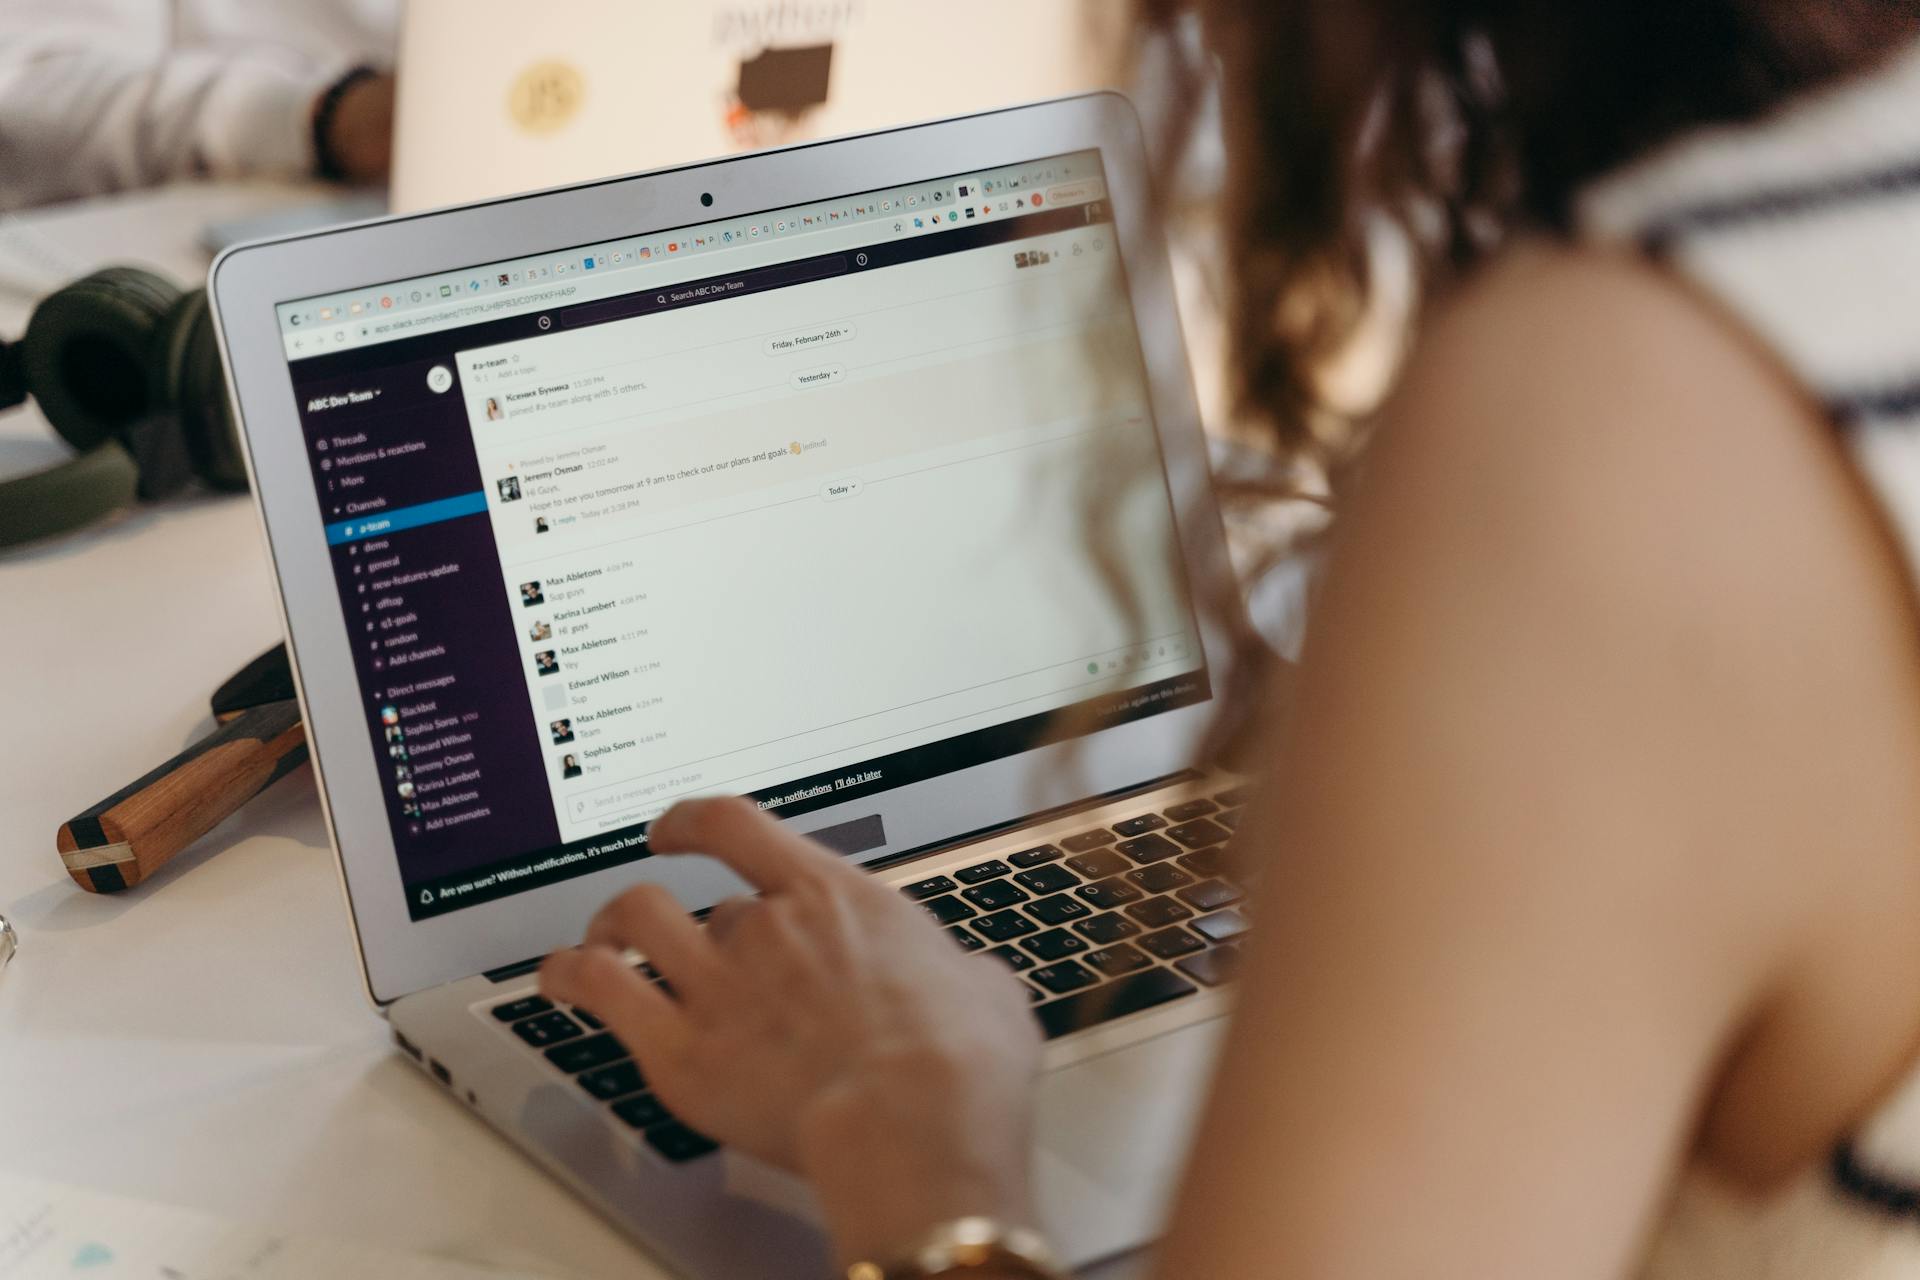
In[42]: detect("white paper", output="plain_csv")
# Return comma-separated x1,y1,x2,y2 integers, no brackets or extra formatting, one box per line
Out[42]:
0,1172,550,1280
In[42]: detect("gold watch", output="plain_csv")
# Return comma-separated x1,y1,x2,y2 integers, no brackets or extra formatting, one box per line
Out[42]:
846,1218,1068,1280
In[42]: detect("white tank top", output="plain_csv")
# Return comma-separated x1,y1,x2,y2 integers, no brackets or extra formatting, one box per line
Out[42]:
1576,38,1920,1280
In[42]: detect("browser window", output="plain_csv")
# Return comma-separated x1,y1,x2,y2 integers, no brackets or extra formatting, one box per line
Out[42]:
279,149,1209,920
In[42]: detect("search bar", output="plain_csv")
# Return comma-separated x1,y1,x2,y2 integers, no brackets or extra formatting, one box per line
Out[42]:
561,255,850,328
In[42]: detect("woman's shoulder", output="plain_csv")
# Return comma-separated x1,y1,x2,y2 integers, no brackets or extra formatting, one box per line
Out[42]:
1338,236,1920,1184
1376,236,1845,568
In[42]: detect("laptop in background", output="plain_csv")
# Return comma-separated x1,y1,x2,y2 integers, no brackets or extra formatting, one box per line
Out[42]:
389,0,1126,211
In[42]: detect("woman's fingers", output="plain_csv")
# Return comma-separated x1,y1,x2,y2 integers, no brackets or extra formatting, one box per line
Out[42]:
705,894,757,943
584,882,719,999
647,796,846,894
539,944,689,1060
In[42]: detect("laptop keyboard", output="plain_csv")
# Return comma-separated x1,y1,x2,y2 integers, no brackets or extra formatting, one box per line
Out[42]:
484,785,1251,1165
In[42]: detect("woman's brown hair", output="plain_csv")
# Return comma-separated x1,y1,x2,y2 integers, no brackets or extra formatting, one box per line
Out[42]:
1145,0,1920,473
1112,0,1920,762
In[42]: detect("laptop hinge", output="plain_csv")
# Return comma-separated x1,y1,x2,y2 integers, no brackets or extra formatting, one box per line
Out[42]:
478,768,1211,983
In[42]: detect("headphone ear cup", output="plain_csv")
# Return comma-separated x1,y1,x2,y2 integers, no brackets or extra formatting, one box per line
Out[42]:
152,288,248,492
19,266,183,453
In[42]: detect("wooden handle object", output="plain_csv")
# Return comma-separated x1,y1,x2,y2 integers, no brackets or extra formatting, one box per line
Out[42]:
57,699,308,893
210,642,294,723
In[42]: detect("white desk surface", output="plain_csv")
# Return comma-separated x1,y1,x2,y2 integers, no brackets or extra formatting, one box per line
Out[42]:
0,183,1146,1280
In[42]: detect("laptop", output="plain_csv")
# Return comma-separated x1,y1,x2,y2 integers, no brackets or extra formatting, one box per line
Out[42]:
388,0,1127,212
209,95,1247,1278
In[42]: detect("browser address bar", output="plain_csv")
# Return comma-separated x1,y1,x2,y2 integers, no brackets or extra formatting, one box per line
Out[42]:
393,222,896,343
367,285,582,338
285,182,1105,359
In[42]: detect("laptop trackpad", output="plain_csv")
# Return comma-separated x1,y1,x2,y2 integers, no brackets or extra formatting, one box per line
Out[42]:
1032,1018,1226,1265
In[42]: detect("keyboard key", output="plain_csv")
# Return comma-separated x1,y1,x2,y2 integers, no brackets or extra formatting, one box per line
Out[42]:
1126,896,1193,928
1167,818,1231,849
1008,844,1062,868
987,944,1035,971
1085,942,1155,978
1177,847,1230,879
1127,863,1193,894
612,1093,672,1128
1163,798,1219,823
1217,808,1243,831
1192,909,1250,945
1214,784,1254,807
1074,912,1141,944
491,995,553,1022
1116,833,1181,864
546,1032,628,1074
579,1059,646,1101
922,894,975,925
962,879,1029,911
1178,879,1244,913
948,925,985,952
1066,849,1129,879
644,1121,720,1162
574,1008,605,1030
1176,944,1242,987
1029,960,1100,996
955,859,1012,885
1060,828,1117,853
1025,893,1092,926
1075,877,1144,911
1139,926,1206,960
901,875,957,901
1014,864,1079,896
971,909,1038,943
1112,813,1168,837
1035,968,1197,1039
1021,928,1089,962
512,1010,584,1048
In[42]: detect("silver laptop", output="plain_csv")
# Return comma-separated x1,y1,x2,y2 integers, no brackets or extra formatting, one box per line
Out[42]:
388,0,1125,212
209,95,1248,1279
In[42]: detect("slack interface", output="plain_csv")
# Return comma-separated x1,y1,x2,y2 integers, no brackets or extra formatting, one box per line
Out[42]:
277,150,1208,919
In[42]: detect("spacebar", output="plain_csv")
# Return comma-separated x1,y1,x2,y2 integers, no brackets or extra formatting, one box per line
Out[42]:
1034,969,1197,1040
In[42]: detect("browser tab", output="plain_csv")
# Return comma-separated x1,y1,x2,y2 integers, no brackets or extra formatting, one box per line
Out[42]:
274,149,1113,353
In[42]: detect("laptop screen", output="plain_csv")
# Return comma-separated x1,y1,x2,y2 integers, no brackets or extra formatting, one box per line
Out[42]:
274,148,1209,920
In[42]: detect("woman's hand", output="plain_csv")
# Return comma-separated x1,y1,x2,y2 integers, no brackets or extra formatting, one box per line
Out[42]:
539,796,1044,1267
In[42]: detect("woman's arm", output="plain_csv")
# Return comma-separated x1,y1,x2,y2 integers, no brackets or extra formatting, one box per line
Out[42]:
546,243,1920,1278
1156,244,1920,1278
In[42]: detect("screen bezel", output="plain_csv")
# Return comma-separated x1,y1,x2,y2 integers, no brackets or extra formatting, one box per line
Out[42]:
210,93,1237,1006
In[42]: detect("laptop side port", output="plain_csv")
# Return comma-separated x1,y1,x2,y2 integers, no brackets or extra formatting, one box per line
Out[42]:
429,1058,452,1087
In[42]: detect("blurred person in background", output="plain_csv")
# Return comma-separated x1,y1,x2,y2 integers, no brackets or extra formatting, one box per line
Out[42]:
540,3,1920,1279
0,0,396,211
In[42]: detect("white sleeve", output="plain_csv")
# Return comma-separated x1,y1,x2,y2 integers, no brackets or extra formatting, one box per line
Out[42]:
0,21,349,210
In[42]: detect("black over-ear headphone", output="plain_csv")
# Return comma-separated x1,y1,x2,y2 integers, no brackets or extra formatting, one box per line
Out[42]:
0,266,246,548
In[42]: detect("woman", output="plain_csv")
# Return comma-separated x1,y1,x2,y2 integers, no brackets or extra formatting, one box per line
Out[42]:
544,3,1920,1277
